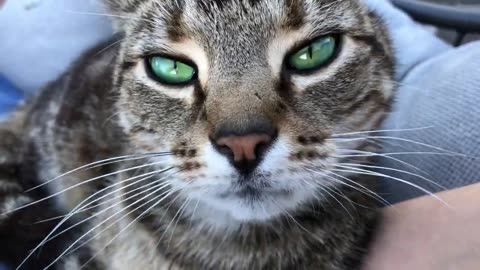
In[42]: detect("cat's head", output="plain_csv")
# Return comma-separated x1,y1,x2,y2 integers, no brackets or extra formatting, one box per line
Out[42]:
107,0,393,227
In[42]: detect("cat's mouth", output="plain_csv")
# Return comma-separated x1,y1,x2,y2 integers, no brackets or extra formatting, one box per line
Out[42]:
218,178,292,200
186,170,318,222
233,186,291,200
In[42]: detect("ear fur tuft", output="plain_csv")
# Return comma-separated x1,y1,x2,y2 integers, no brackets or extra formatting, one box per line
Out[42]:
103,0,143,14
101,0,145,29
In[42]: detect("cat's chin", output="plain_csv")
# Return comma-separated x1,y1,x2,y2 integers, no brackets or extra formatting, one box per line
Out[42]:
218,194,291,222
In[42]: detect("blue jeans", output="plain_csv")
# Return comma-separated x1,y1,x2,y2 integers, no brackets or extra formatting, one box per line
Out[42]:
380,41,480,203
0,74,23,117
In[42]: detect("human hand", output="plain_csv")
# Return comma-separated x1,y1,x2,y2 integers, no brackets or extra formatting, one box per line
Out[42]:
363,183,480,270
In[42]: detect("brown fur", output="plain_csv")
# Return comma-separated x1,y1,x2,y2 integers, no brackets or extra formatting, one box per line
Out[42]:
0,0,394,269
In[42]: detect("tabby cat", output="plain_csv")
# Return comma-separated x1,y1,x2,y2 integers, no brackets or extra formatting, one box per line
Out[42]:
0,0,394,269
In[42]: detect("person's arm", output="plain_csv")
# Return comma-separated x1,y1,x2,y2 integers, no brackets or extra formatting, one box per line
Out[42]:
364,183,480,270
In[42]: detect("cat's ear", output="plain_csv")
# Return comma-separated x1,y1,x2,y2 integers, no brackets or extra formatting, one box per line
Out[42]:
103,0,140,14
102,0,142,29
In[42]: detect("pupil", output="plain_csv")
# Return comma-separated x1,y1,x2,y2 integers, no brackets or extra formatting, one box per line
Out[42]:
173,61,178,75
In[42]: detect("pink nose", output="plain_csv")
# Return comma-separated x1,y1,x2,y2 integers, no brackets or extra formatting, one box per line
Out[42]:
216,134,273,162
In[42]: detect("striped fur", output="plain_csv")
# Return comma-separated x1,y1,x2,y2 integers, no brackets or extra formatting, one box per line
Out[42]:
0,0,394,269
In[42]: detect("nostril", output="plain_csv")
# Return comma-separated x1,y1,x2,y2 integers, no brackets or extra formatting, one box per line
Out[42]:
216,144,234,159
254,140,271,160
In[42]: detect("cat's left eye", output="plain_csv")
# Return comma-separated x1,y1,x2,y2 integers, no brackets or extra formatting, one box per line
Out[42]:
288,36,337,72
148,56,196,85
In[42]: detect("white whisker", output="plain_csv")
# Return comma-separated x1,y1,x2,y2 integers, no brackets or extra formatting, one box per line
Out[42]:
335,136,472,158
336,163,446,191
306,168,390,208
64,10,149,22
331,126,433,137
332,167,453,209
78,184,189,270
42,181,181,270
94,35,129,57
153,191,186,246
9,160,169,215
48,175,174,244
26,152,169,192
166,196,193,248
64,179,175,259
71,170,177,217
17,167,175,270
306,179,354,220
34,172,162,225
335,149,431,176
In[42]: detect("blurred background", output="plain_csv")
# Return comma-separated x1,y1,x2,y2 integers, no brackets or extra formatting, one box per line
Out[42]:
394,0,480,44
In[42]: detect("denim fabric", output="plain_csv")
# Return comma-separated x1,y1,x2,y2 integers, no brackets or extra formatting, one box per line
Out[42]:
363,0,452,79
0,263,9,270
0,0,113,93
379,41,480,204
0,74,23,117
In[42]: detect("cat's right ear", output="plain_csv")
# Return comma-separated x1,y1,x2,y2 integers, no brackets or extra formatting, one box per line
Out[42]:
103,0,140,14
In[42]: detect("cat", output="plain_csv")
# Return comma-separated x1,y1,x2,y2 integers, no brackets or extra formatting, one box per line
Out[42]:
0,0,394,269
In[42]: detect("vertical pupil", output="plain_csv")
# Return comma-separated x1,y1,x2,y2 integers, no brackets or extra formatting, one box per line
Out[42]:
289,36,336,71
150,57,195,84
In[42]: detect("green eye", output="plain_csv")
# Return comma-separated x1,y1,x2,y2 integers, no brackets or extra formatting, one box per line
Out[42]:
288,36,337,71
149,56,196,84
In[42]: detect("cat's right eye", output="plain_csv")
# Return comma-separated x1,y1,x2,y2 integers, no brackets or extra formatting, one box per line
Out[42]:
148,56,197,85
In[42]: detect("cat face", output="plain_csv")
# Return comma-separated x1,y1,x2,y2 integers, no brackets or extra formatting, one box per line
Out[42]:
110,0,393,226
